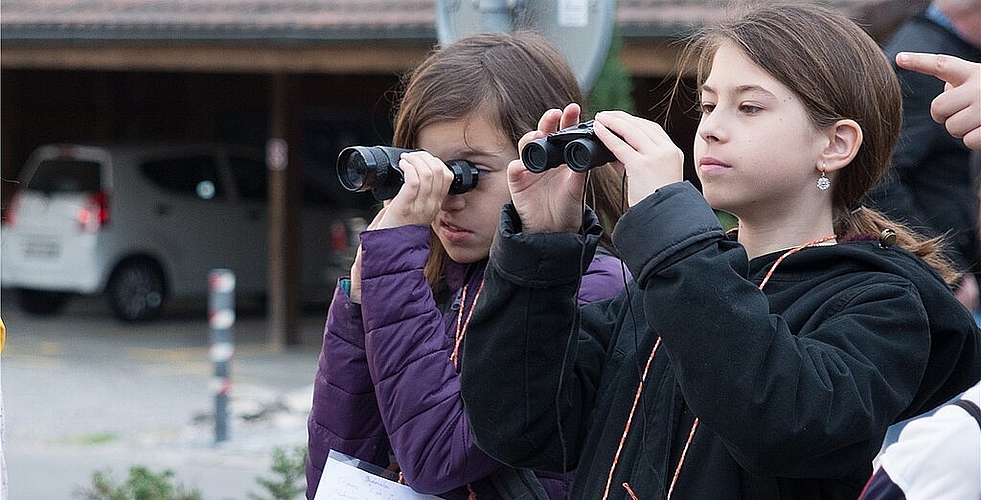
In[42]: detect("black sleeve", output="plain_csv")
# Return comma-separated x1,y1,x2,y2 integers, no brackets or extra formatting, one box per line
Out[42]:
460,202,614,471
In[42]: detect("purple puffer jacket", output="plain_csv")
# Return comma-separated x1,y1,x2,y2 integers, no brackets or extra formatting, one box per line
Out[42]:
306,224,627,499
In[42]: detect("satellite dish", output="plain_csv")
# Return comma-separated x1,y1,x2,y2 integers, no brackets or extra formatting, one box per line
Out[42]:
435,0,617,92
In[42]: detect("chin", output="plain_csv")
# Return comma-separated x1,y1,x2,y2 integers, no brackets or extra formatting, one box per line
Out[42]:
701,191,725,210
445,247,489,265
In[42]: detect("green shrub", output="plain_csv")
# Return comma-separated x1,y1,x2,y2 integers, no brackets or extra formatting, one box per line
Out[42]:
248,446,307,500
74,465,202,500
76,446,307,500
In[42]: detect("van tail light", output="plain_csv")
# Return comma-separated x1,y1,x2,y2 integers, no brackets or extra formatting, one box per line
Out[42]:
2,190,21,227
330,220,348,251
77,191,110,233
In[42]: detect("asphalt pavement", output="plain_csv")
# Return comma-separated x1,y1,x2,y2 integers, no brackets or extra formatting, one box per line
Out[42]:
0,290,328,500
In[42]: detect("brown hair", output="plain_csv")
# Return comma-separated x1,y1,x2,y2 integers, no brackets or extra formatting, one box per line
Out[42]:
392,31,626,287
677,1,959,284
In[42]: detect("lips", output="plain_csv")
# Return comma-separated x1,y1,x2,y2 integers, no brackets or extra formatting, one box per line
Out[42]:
698,156,731,174
438,220,471,243
699,156,730,168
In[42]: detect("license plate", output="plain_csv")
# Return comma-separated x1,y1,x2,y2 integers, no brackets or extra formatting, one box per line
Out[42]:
23,240,60,259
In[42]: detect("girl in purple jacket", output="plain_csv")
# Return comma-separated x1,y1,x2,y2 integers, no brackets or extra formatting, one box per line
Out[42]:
306,31,629,499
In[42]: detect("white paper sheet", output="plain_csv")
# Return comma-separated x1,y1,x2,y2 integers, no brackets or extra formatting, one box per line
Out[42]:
314,450,442,500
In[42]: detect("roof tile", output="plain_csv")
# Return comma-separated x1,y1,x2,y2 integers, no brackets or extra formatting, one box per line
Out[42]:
1,0,924,41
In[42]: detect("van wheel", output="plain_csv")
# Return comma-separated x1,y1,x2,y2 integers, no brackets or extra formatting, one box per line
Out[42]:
107,260,165,322
17,289,71,316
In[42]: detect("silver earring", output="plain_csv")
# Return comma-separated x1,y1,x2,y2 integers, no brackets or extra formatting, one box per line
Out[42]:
817,163,830,191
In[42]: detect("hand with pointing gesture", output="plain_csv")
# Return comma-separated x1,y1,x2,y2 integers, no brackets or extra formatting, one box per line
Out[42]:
897,52,981,150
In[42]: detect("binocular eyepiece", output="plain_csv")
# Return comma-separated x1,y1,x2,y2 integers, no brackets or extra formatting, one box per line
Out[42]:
337,146,479,201
521,120,616,173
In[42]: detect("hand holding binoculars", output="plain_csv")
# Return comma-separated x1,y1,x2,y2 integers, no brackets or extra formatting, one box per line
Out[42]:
520,120,616,173
336,146,479,201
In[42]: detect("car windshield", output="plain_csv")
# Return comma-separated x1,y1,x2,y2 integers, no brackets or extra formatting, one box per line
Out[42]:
27,159,101,194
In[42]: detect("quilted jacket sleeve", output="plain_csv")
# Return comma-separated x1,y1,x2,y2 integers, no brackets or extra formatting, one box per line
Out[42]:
305,281,390,499
359,224,504,494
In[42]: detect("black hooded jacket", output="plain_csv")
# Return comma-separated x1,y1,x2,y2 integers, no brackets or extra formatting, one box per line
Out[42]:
460,182,981,499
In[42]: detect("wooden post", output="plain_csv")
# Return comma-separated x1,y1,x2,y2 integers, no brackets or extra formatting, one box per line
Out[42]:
266,73,301,350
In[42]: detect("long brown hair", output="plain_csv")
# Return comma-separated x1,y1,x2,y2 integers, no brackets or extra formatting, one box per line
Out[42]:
677,1,959,285
392,31,626,287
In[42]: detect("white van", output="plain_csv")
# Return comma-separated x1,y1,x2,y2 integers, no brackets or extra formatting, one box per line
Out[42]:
1,142,368,321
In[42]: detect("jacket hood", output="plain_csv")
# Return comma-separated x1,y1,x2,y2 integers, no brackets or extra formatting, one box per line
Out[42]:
748,236,981,418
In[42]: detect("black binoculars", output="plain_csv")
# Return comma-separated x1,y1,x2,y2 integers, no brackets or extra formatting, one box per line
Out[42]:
337,146,479,201
521,120,616,173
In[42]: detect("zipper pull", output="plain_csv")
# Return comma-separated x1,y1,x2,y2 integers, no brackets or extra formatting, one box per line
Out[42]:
450,287,464,311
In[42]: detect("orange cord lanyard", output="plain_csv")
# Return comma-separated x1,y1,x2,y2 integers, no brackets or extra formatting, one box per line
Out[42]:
450,279,484,499
604,235,836,499
451,279,485,369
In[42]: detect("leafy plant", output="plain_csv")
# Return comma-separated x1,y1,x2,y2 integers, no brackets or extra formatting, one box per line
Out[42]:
74,465,203,500
248,446,307,500
76,445,308,500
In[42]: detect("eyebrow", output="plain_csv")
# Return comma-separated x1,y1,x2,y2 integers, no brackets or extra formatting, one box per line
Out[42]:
446,149,510,169
701,83,776,99
461,146,511,160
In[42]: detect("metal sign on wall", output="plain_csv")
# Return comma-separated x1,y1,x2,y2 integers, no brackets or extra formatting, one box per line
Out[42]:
435,0,617,93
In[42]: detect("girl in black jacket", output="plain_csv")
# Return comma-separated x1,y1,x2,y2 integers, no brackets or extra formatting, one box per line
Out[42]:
459,3,981,499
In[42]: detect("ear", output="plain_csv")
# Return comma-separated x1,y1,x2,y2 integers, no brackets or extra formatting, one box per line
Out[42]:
819,119,862,173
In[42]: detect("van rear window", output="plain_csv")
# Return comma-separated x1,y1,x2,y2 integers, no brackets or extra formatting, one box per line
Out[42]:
27,159,101,193
140,155,224,200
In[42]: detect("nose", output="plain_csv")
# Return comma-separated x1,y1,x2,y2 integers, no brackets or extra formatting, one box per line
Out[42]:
440,192,466,212
697,111,725,144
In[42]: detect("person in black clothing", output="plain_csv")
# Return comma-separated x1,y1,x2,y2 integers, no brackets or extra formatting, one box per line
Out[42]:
458,3,981,499
865,0,981,312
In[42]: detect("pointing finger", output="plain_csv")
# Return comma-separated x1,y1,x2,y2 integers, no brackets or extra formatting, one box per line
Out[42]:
896,52,975,86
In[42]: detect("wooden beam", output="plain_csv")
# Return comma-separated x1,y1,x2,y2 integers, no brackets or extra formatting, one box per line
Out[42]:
0,43,433,74
2,39,704,79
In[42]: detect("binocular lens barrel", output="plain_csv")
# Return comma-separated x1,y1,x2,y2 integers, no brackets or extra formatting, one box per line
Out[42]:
521,139,563,173
337,146,402,193
446,160,478,194
340,153,368,191
336,145,478,201
520,120,614,173
565,139,616,173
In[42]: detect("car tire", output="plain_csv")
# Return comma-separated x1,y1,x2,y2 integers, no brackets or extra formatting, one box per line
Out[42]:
107,260,165,322
17,289,71,316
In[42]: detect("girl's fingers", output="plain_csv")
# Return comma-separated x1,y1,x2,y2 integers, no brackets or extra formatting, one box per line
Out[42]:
517,129,545,155
537,108,563,135
558,103,581,131
536,103,582,135
592,111,684,204
592,111,667,167
596,110,672,149
374,151,453,228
